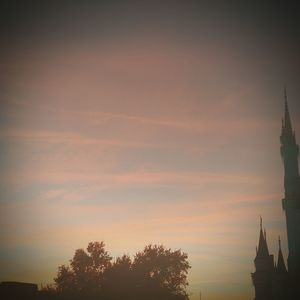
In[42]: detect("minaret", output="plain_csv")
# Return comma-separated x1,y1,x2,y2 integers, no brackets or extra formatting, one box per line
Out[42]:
280,88,300,273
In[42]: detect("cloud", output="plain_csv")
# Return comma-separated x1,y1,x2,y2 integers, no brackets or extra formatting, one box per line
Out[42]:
0,165,277,187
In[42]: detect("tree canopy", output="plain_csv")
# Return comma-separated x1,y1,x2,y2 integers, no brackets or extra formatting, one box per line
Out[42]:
52,241,191,300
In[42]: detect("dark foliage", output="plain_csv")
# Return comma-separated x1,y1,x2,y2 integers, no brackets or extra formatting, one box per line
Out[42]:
43,241,190,300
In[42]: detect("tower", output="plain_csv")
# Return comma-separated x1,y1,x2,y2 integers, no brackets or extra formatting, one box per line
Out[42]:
252,89,299,299
280,88,300,273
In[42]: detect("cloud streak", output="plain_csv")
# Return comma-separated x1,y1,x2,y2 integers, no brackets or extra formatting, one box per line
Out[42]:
1,8,299,299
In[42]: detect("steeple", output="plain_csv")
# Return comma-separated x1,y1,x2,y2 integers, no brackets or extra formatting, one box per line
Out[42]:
284,87,292,130
281,87,296,145
280,87,299,194
255,217,270,259
252,218,275,299
277,236,287,273
254,217,274,273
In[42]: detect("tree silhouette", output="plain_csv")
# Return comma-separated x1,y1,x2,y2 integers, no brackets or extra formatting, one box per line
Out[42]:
54,265,74,293
132,244,190,300
52,242,190,300
54,241,112,295
102,254,134,299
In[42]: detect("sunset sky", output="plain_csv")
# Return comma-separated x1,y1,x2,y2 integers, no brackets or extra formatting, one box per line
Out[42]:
0,1,300,300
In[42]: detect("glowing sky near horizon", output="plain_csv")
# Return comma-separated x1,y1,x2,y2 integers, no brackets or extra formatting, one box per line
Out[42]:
0,2,300,300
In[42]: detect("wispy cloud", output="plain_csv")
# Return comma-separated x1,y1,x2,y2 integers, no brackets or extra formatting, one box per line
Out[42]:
1,20,299,300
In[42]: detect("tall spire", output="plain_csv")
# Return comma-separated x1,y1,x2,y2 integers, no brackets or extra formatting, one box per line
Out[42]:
277,236,287,273
283,86,293,134
260,215,262,229
280,86,296,147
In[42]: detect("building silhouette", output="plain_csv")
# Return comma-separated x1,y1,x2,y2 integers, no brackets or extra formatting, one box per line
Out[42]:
0,281,38,300
252,89,300,299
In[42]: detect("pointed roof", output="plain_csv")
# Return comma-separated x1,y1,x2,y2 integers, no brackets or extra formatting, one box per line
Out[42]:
254,217,275,271
277,236,287,273
281,86,296,144
255,217,270,259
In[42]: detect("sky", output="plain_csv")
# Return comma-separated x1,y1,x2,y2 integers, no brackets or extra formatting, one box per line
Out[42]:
0,1,300,299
